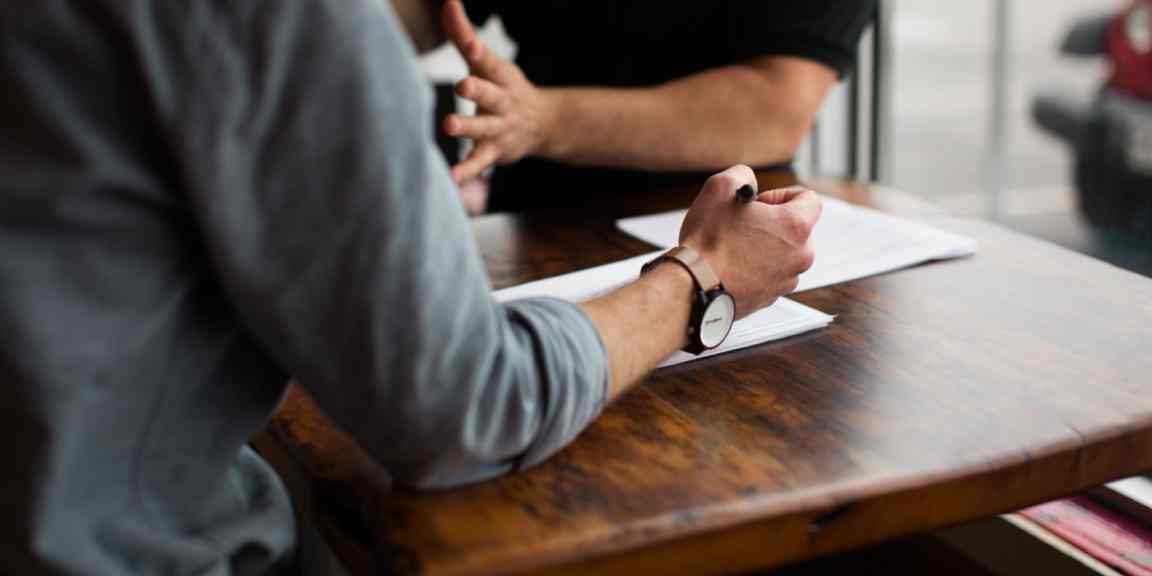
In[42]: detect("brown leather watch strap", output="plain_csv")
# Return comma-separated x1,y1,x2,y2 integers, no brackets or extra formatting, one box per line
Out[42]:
643,246,722,292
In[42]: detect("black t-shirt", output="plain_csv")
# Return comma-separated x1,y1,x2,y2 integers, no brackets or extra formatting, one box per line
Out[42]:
466,1,877,212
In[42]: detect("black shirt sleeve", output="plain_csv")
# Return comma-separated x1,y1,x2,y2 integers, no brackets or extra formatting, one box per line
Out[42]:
715,0,878,78
479,2,877,86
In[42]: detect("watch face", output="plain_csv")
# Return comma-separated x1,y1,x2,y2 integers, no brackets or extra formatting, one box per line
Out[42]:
699,293,736,349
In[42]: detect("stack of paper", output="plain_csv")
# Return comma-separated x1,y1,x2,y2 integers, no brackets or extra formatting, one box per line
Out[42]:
494,256,833,368
616,196,979,292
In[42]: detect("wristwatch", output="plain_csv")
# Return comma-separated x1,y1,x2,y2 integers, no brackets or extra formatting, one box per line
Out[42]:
641,246,736,354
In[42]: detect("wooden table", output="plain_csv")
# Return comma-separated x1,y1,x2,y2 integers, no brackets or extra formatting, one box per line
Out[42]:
263,173,1152,575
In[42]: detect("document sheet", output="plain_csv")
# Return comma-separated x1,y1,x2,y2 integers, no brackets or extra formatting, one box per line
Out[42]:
494,256,834,368
617,196,979,292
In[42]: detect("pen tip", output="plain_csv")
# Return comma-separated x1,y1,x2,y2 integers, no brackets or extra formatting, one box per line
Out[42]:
736,184,757,203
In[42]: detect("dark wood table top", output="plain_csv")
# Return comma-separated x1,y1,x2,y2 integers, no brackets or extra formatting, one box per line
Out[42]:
265,173,1152,575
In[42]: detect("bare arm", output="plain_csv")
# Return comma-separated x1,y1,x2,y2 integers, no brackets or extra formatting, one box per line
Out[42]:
440,1,837,182
540,58,836,171
580,264,693,400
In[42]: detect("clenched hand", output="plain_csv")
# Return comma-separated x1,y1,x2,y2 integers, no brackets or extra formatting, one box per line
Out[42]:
680,166,821,318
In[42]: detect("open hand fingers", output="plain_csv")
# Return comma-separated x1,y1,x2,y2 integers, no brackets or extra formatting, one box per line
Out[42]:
455,76,509,112
444,114,506,139
443,2,515,84
442,1,478,57
451,143,500,184
466,39,517,84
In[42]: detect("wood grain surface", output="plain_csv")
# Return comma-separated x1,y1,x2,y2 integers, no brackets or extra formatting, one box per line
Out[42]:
264,174,1152,575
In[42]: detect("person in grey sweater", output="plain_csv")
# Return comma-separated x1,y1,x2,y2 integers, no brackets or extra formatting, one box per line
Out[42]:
0,0,820,574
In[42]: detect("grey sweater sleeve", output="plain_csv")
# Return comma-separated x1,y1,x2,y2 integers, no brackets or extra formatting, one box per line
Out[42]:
167,0,608,488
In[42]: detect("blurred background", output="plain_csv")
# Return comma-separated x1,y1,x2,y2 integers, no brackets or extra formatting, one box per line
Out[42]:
881,0,1152,278
885,0,1102,212
783,0,1151,279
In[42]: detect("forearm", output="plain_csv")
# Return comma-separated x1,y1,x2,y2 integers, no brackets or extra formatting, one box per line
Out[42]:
579,262,694,400
539,58,833,171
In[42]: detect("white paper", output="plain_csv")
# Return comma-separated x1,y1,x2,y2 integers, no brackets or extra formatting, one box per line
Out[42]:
1108,477,1152,511
494,256,833,368
656,299,832,368
616,196,979,292
494,253,658,303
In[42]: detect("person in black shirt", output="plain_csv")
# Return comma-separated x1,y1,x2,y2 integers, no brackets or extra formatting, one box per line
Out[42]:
397,1,876,212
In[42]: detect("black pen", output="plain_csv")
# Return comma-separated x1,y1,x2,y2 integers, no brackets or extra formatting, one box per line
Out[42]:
736,184,758,204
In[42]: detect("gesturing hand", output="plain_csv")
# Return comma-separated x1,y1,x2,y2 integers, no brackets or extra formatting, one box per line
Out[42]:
441,1,556,184
679,166,822,318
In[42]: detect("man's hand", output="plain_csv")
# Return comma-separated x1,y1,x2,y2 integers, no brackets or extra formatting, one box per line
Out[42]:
679,165,821,318
441,0,556,184
581,165,819,399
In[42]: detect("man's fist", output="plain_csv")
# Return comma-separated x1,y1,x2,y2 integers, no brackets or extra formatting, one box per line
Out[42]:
441,1,556,184
679,165,821,318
